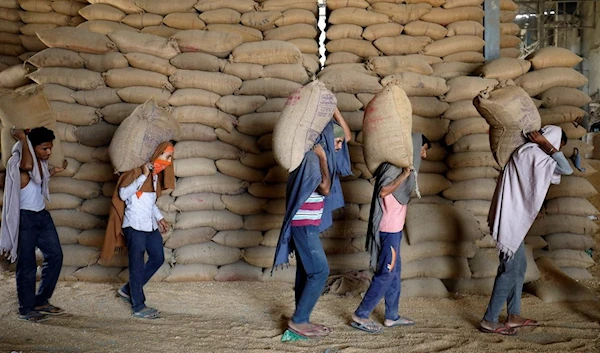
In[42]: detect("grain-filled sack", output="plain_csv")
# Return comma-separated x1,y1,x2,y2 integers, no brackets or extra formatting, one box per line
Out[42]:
443,77,498,103
0,86,64,167
539,87,591,108
405,203,482,244
381,72,448,97
37,27,116,54
272,80,336,172
231,40,301,65
172,30,243,58
373,35,432,56
514,68,588,97
526,47,583,70
108,30,180,59
422,35,484,57
109,99,181,172
403,20,447,40
474,85,541,168
27,68,105,91
366,55,433,77
474,57,531,80
362,85,412,174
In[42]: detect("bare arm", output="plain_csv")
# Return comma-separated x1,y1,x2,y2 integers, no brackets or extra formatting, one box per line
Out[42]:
380,168,411,198
12,129,33,171
333,108,352,142
527,131,558,155
313,145,331,196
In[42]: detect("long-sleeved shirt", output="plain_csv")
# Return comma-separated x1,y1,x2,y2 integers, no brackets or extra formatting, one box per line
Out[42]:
551,151,573,175
119,174,163,232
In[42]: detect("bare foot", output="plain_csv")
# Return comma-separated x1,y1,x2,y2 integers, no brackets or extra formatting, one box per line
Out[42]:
505,314,539,328
480,319,510,331
288,320,327,338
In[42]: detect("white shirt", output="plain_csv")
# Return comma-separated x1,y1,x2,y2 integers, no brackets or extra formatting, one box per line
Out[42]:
120,174,164,232
20,178,45,212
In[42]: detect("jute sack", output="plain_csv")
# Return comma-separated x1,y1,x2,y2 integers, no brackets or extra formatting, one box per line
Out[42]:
73,122,118,147
474,85,541,167
373,35,432,56
244,214,284,231
515,68,588,97
37,27,116,54
371,3,432,25
73,162,115,183
403,20,447,40
264,165,289,183
544,233,595,251
445,118,489,146
222,193,268,216
272,79,337,172
443,51,485,64
419,160,448,174
237,78,304,98
108,30,180,59
236,112,279,136
443,0,484,9
454,200,491,216
173,193,224,212
173,141,240,160
402,256,471,279
216,159,266,182
104,68,173,91
327,0,369,10
241,151,277,169
317,63,376,79
140,25,180,38
172,30,243,58
169,89,220,108
381,72,448,97
319,71,382,94
366,55,433,77
544,197,598,217
442,178,497,200
328,7,390,27
327,24,363,40
526,47,583,70
341,179,374,205
109,99,181,172
174,242,241,266
133,0,196,15
162,13,206,30
431,62,482,80
116,85,170,106
405,203,482,244
61,244,100,267
49,177,101,199
264,23,317,41
561,139,593,159
326,38,380,58
55,122,77,143
50,210,105,230
546,176,597,199
500,48,521,58
206,24,262,43
79,52,128,73
77,20,139,35
362,22,404,41
61,142,97,163
172,173,247,197
164,228,216,249
422,35,484,57
50,102,101,126
240,11,281,31
242,246,279,268
528,215,598,237
57,226,80,245
501,22,520,35
420,7,484,25
263,63,310,83
362,85,412,173
443,100,480,120
260,0,318,13
316,219,368,239
474,58,531,80
175,210,243,231
170,52,224,72
215,128,260,155
100,103,137,125
26,48,84,68
165,264,217,282
80,197,112,217
124,52,176,76
559,267,592,280
214,261,263,282
412,115,449,142
222,61,264,81
71,87,120,108
325,52,362,65
230,40,301,65
409,97,449,118
334,92,363,112
196,0,258,13
79,4,126,22
446,21,484,37
558,121,586,139
27,67,105,91
45,193,83,210
414,173,452,196
0,87,65,167
442,77,498,103
199,8,241,24
170,70,242,96
171,106,235,132
248,182,286,199
263,199,286,215
452,134,490,153
523,257,599,302
0,65,30,89
539,87,591,108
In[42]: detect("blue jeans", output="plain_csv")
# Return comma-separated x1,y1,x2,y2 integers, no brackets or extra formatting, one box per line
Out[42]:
355,231,402,321
16,209,63,315
120,227,164,312
291,225,329,324
483,241,527,323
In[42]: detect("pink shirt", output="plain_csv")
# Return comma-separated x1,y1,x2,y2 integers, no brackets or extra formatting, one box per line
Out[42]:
379,194,407,233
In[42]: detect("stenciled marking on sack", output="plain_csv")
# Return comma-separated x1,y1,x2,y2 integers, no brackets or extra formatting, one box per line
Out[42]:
363,104,381,132
285,89,302,106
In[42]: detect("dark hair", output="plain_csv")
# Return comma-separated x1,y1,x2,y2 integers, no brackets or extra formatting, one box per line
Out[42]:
28,127,55,147
422,135,431,149
560,129,567,146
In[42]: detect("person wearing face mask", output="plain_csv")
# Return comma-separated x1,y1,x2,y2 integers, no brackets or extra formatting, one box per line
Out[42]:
100,142,175,319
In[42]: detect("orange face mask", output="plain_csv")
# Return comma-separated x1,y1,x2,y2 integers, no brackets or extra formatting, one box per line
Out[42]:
153,158,171,175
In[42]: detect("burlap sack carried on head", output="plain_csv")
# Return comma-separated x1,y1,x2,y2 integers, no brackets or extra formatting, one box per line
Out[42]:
273,79,337,172
363,84,413,174
474,84,541,168
109,99,181,172
0,86,65,167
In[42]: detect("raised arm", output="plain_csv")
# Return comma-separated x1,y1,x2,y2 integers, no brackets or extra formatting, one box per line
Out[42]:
12,129,33,171
380,168,411,198
313,144,331,196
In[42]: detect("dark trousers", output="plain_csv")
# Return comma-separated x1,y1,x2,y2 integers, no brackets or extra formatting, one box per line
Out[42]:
291,225,330,324
121,227,164,312
355,231,402,321
16,209,63,315
483,241,527,323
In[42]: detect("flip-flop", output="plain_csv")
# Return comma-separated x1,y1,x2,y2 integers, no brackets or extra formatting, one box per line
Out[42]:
18,311,50,323
350,321,383,334
34,304,65,316
117,288,132,303
507,319,539,328
479,325,517,336
133,307,160,319
312,323,333,334
385,317,415,327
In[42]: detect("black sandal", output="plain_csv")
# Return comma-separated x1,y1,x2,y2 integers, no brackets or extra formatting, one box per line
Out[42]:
18,311,49,323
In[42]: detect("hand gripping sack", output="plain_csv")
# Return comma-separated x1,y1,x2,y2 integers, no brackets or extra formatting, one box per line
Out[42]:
363,84,413,174
109,99,181,172
473,84,541,168
273,79,337,172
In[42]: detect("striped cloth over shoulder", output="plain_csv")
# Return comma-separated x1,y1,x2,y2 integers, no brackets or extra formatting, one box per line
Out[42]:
291,192,325,227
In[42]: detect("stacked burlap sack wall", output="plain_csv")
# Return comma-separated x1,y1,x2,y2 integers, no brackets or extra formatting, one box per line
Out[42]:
1,0,325,283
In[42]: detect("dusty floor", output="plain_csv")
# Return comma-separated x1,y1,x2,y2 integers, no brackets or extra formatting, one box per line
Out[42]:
1,273,599,353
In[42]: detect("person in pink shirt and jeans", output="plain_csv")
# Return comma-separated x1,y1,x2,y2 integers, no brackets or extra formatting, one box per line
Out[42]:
351,134,430,334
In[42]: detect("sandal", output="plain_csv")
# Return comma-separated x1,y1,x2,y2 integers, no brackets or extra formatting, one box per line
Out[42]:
385,316,415,327
313,323,333,335
506,318,539,329
479,325,517,336
350,320,383,334
117,288,132,303
34,304,65,316
18,311,49,323
287,323,328,338
133,307,160,319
